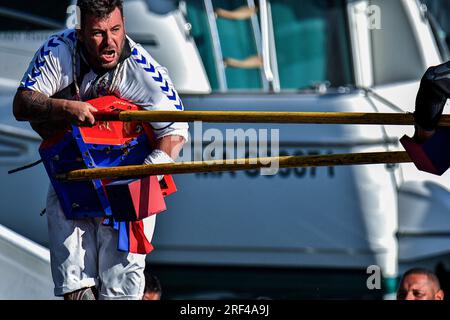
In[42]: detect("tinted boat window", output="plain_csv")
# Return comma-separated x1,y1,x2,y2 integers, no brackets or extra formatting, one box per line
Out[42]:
185,0,353,92
271,0,353,90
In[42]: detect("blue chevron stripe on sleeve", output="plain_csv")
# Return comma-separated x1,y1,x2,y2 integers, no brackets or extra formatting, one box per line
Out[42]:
132,47,185,111
135,55,147,65
160,80,169,92
24,77,37,87
35,58,46,68
25,37,63,87
174,100,184,110
152,72,163,83
47,38,61,47
40,46,50,58
144,65,155,73
167,90,177,101
31,68,41,78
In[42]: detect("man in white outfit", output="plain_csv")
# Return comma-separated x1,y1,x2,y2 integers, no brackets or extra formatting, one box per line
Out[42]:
12,0,188,300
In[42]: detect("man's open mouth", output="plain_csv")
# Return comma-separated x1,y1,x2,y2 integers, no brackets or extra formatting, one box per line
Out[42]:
101,50,116,63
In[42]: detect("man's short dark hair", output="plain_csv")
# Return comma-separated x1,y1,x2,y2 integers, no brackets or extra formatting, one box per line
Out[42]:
401,268,442,289
77,0,124,26
144,271,162,295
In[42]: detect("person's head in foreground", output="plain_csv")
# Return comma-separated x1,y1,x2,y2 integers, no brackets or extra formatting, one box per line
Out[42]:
397,268,444,300
143,271,162,300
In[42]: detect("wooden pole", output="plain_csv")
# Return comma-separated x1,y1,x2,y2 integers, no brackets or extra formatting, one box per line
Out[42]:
57,151,412,182
94,110,450,126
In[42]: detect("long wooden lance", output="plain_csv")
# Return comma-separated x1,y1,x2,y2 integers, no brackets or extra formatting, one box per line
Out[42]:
57,151,412,182
56,110,439,181
94,110,450,126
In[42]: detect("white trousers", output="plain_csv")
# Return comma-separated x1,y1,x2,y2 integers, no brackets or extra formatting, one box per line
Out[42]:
46,185,155,299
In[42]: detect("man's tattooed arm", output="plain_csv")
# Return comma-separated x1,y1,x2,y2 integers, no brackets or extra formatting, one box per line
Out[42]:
13,89,53,122
12,89,98,126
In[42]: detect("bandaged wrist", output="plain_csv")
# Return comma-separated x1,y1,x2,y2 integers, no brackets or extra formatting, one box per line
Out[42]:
143,149,174,165
143,150,174,181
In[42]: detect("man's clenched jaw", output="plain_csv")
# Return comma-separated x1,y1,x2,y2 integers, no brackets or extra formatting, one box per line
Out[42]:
77,7,125,70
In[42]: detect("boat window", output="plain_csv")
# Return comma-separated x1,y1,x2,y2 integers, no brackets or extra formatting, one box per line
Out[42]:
186,0,261,90
271,0,352,90
185,0,353,92
370,0,425,85
421,0,450,60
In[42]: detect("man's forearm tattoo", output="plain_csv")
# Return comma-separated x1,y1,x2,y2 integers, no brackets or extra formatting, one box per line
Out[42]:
16,90,53,121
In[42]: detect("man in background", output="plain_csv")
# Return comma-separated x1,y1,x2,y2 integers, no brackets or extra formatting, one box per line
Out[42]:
143,270,162,300
397,268,444,300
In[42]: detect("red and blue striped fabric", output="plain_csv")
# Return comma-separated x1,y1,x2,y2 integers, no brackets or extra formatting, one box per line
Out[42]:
104,218,154,254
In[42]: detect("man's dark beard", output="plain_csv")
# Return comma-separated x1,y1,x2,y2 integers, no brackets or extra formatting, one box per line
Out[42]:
81,43,123,73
